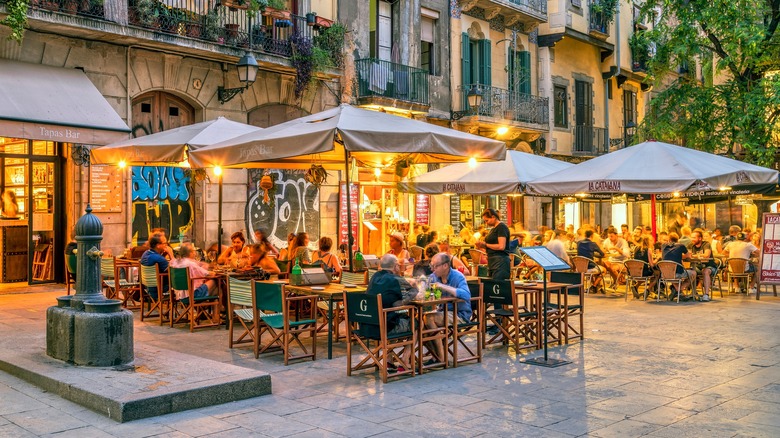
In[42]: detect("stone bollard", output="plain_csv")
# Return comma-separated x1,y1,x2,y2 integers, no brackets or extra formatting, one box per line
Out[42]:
46,205,134,366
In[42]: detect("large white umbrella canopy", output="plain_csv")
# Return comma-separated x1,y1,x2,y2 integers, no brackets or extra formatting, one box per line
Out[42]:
526,141,778,196
397,150,573,195
189,104,506,169
91,117,261,166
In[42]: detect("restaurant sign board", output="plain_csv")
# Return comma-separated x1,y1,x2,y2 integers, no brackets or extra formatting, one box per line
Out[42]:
588,180,621,192
759,213,780,284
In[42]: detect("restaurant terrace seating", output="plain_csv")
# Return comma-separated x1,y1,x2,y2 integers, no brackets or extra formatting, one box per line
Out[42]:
725,258,752,295
169,267,221,332
571,256,603,294
656,261,690,303
448,282,483,366
482,279,540,352
139,264,169,325
623,259,653,301
258,282,318,364
549,271,585,343
101,257,141,309
344,292,416,383
227,277,263,358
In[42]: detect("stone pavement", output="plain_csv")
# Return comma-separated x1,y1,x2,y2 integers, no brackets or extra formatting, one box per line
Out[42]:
0,287,778,437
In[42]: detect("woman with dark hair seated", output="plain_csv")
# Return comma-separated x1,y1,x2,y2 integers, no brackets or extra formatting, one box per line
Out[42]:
412,244,439,277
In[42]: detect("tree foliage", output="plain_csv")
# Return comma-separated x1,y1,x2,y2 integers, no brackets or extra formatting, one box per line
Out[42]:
636,0,780,167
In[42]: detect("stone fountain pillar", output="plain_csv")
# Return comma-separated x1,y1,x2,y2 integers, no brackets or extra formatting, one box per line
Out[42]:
46,205,134,366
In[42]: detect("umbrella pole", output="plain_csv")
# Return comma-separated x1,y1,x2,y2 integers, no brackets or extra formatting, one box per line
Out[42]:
344,149,354,271
651,194,657,242
218,173,223,256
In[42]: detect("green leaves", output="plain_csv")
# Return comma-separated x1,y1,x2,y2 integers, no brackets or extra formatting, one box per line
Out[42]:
1,0,29,44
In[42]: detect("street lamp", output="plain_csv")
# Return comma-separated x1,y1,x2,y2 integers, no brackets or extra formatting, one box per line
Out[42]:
467,85,483,113
218,53,259,104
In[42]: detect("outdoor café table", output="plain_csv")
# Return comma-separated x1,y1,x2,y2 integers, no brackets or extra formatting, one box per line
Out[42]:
409,295,458,373
513,281,570,347
282,282,367,359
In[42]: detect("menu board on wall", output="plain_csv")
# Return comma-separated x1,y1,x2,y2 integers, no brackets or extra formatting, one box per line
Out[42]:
499,196,508,222
759,213,780,284
90,165,123,212
415,194,430,225
450,195,461,233
339,183,360,251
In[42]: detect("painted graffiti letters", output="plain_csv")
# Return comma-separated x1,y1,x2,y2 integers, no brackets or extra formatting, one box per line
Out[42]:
246,169,320,249
131,166,193,244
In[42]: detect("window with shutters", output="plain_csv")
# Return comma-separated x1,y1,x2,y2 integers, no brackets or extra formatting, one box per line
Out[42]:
421,16,436,75
508,50,531,95
623,90,637,145
574,80,593,126
461,33,491,109
554,85,568,128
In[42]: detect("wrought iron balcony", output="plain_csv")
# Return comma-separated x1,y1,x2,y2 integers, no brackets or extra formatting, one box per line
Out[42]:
504,0,547,17
573,125,609,156
588,0,611,36
453,84,549,126
1,0,327,58
355,58,430,107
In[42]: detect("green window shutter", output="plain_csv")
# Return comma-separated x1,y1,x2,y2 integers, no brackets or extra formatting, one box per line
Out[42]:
478,39,491,87
519,51,531,95
461,33,471,110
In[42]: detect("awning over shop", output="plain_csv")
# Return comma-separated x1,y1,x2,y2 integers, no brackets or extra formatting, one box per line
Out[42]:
0,59,130,145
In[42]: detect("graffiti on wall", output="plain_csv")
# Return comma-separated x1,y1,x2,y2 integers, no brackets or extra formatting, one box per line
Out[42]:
246,169,320,249
131,166,193,245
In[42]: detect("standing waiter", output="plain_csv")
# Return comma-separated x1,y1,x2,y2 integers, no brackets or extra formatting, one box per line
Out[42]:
475,208,511,280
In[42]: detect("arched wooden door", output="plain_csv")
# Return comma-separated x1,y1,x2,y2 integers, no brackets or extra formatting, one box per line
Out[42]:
129,91,196,245
131,91,195,137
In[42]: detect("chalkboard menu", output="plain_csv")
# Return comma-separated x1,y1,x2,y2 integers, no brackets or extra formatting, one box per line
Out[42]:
339,183,360,251
450,195,461,233
90,165,123,212
415,194,430,225
499,196,508,221
759,213,780,284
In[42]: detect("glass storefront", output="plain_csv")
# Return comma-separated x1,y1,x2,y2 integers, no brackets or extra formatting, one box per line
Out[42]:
0,137,61,284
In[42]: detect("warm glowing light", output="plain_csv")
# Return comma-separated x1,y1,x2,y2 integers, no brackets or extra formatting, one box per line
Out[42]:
575,193,588,198
214,166,223,176
473,232,481,239
443,192,454,197
374,167,382,177
719,186,732,191
118,160,126,169
496,126,509,135
468,157,478,168
178,160,191,168
673,192,680,198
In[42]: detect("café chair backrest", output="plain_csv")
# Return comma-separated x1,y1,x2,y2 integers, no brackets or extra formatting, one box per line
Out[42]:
100,257,116,279
228,276,253,308
480,279,514,306
255,282,284,314
275,259,290,273
66,254,77,275
168,266,190,292
140,264,161,289
467,282,482,299
550,271,583,290
345,292,380,326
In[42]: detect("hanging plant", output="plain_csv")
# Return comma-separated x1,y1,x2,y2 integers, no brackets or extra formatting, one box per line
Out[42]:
1,0,29,44
394,156,413,178
304,164,328,187
184,168,210,185
258,172,275,206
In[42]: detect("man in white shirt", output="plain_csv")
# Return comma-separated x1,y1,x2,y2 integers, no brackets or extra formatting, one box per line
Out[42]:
602,227,631,289
724,232,759,293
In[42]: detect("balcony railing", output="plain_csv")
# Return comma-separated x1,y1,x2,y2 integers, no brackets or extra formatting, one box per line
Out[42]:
588,1,611,35
505,0,547,17
7,0,325,57
355,58,430,106
456,84,549,126
574,125,609,155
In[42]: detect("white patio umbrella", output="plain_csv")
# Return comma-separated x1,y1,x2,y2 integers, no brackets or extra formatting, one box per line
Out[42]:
188,104,506,269
90,117,262,250
526,141,778,196
91,117,261,166
526,141,778,237
188,104,506,169
397,150,573,195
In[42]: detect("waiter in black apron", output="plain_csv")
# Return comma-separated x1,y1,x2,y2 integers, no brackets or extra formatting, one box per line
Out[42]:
475,208,511,280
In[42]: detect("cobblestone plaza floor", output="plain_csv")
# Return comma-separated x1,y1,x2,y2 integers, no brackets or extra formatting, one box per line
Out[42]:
0,286,778,437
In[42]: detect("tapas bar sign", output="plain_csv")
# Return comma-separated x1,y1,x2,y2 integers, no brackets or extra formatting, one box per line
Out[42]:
339,183,360,251
90,165,123,212
759,213,780,284
415,194,429,225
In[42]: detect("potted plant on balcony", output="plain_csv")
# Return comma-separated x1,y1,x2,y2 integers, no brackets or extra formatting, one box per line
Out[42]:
134,0,161,29
62,0,79,14
262,0,288,19
202,8,221,42
306,11,316,25
1,0,29,43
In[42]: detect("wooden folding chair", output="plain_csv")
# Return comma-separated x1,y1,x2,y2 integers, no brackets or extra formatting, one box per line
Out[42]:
64,253,77,295
448,282,483,366
169,267,221,332
482,279,541,352
257,282,318,364
139,264,169,325
549,271,585,343
344,292,416,383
